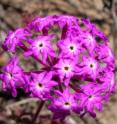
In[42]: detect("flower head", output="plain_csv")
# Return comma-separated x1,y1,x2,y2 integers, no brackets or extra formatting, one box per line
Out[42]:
1,15,115,119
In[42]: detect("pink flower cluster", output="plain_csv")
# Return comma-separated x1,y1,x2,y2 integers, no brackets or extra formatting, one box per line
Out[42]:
0,15,115,119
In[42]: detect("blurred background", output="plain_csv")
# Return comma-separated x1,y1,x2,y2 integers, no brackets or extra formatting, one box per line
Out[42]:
0,0,117,124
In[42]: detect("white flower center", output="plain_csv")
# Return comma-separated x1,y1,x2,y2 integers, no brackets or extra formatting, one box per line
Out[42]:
88,95,94,101
36,41,45,50
68,44,76,52
64,102,71,109
39,43,43,47
37,83,44,91
88,61,96,70
62,65,72,73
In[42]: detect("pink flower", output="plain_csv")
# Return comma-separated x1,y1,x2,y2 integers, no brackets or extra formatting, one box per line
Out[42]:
97,71,115,93
2,28,30,52
78,31,96,52
79,56,99,80
76,83,105,117
57,15,78,29
94,44,115,70
25,34,55,61
58,37,82,59
28,72,57,100
54,58,77,85
29,16,54,31
0,57,25,97
49,88,81,119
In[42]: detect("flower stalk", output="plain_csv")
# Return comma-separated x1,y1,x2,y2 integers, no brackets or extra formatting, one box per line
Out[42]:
30,101,45,124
